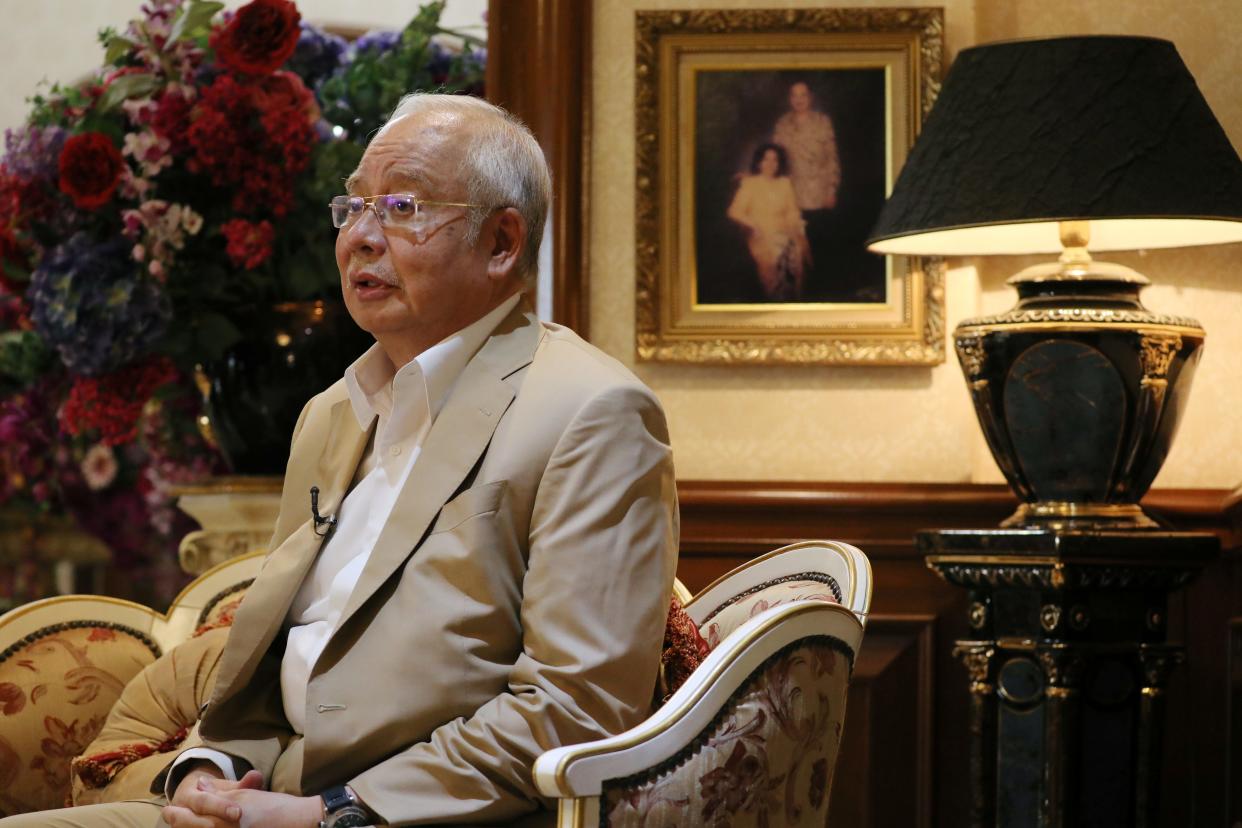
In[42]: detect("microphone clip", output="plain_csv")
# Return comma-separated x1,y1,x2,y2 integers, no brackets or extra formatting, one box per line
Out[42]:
310,486,338,537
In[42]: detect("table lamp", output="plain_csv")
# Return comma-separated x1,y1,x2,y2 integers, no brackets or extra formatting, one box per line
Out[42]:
868,35,1242,529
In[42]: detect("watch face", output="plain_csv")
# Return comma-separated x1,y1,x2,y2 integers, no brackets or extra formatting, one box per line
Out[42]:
330,808,371,828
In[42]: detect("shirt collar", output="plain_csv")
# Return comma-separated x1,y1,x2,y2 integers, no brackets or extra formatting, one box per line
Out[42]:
344,292,523,431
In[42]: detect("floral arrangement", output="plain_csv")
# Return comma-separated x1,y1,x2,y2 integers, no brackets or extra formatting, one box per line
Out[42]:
0,0,484,605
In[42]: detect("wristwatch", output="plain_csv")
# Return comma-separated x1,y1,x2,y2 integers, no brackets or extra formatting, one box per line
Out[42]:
319,785,372,828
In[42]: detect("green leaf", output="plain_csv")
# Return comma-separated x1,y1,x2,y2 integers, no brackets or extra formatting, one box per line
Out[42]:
191,312,243,362
104,35,137,66
96,73,160,113
167,0,224,46
0,331,54,388
1,258,30,284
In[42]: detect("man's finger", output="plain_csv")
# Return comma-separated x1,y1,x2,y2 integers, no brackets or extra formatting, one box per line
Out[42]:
237,769,265,790
162,804,233,828
182,788,243,822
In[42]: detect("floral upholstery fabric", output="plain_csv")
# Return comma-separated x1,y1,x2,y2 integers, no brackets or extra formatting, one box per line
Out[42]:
0,623,159,815
70,626,230,805
698,577,841,651
602,638,851,828
192,586,249,637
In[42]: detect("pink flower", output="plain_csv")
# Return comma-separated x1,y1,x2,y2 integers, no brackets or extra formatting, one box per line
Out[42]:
122,129,172,178
80,444,118,491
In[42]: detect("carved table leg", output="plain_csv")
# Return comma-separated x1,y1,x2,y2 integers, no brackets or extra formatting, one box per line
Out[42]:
955,641,997,828
1135,644,1183,827
1038,645,1084,828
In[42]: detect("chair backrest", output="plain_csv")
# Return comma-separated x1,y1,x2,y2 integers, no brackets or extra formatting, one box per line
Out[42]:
686,540,871,624
0,552,262,816
684,541,870,650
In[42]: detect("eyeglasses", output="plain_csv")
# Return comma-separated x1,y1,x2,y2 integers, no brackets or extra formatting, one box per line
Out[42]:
329,194,483,240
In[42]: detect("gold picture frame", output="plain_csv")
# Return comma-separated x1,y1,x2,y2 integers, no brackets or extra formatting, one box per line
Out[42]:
635,8,945,365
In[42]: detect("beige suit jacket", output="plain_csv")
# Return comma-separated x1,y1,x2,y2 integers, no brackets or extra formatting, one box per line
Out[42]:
181,306,679,824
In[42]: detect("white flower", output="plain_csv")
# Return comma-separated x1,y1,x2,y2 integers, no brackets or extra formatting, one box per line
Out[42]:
181,207,204,236
81,444,118,491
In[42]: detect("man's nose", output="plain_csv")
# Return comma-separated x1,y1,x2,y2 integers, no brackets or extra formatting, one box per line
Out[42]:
340,206,387,253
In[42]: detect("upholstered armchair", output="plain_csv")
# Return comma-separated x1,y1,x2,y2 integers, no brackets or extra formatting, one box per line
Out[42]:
0,552,262,815
0,540,869,826
535,540,872,828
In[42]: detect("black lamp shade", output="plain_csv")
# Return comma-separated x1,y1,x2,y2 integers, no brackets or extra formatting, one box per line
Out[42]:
867,36,1242,255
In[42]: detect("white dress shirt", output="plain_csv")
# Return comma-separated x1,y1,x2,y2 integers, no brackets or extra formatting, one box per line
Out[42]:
170,293,521,789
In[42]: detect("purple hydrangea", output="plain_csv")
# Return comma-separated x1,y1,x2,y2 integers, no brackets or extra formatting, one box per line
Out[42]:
26,233,170,376
3,125,67,181
286,22,348,90
350,29,401,58
426,40,453,81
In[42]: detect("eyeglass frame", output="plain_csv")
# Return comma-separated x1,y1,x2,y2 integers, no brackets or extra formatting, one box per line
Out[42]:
328,193,486,231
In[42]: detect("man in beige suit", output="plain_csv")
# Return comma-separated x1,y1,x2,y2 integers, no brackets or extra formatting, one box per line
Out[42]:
2,94,677,827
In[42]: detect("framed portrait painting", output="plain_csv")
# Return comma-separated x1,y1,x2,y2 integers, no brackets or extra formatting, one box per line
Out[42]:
635,8,945,364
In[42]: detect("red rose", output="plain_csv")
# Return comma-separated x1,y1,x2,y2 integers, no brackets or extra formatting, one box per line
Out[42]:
222,218,275,270
251,71,318,124
211,0,302,76
57,133,125,210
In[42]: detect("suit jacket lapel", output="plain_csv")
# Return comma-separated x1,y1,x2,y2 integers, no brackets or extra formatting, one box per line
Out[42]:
330,308,544,638
212,399,375,703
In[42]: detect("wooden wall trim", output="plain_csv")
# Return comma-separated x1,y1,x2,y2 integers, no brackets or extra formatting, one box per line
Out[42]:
677,481,1238,558
486,0,592,337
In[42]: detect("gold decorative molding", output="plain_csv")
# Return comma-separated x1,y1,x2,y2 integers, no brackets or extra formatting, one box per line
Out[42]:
952,642,996,695
634,7,945,365
955,334,986,382
958,307,1204,331
1139,334,1181,387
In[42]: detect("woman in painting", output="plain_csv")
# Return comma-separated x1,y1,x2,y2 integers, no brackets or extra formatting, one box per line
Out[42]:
727,142,811,300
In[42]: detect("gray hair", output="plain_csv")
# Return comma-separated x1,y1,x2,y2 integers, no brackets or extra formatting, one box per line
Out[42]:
382,93,550,282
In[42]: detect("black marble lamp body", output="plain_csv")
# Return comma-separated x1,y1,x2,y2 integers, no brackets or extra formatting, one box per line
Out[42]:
954,277,1203,528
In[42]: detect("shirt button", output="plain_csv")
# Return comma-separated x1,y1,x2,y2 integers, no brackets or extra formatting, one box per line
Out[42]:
390,446,401,456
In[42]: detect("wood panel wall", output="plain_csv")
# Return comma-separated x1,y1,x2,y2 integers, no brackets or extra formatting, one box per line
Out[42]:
677,481,1242,827
486,0,592,336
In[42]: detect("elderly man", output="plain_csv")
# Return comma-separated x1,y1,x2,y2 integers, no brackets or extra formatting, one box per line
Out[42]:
2,93,678,827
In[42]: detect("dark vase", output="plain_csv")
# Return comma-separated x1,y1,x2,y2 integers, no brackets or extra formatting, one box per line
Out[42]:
200,300,372,475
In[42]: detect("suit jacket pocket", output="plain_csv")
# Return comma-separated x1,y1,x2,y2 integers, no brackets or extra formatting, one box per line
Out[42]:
429,480,507,535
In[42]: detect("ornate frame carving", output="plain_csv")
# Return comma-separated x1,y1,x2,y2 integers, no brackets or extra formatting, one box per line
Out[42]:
635,8,944,365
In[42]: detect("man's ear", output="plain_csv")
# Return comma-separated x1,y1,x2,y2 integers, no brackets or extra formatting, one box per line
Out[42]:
486,207,526,281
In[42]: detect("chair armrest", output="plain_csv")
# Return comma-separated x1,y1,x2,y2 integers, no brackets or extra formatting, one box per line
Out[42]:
533,599,863,798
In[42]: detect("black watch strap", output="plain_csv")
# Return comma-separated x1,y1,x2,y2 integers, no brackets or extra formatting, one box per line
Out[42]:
321,785,355,814
319,786,372,827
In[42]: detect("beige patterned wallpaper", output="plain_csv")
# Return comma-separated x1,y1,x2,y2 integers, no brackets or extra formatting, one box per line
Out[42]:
591,0,1242,488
